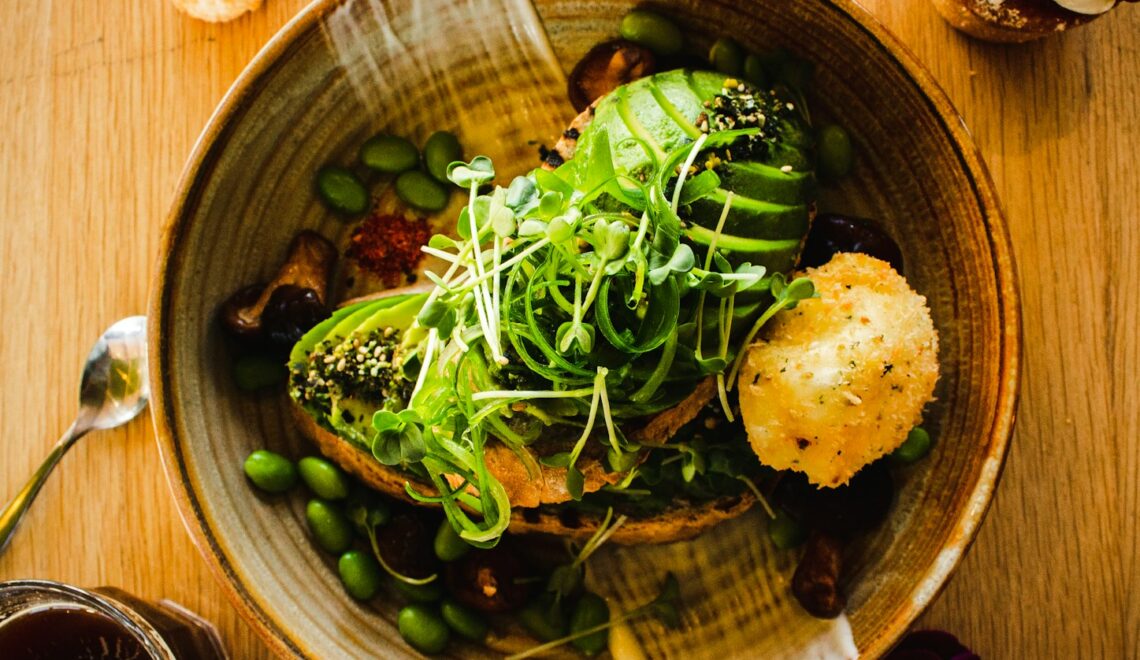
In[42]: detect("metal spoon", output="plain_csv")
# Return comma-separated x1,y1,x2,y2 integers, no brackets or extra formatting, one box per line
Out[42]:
0,316,149,553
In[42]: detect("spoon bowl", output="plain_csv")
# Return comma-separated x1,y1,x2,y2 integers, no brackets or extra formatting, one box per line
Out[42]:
78,316,150,431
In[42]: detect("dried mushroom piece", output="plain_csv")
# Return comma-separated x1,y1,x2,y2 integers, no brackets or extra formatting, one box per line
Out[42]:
220,231,337,346
567,40,656,112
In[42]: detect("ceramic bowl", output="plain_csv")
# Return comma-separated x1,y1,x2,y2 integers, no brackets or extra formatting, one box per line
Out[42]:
150,0,1020,657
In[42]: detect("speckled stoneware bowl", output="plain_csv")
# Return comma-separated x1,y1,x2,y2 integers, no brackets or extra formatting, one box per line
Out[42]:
150,0,1020,657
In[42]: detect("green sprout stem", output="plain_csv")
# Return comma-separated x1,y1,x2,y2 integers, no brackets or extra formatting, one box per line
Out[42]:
366,523,439,586
735,475,777,520
694,191,735,362
670,133,709,213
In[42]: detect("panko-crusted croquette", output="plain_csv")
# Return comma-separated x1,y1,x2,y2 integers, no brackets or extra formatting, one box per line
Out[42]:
738,253,939,487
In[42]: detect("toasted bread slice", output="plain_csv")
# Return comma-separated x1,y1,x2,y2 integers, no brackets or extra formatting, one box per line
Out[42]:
292,91,767,543
290,377,756,544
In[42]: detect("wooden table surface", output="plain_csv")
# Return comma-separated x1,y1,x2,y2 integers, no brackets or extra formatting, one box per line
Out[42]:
1,1,1136,657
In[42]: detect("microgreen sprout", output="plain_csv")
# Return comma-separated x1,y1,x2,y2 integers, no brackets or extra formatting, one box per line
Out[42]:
371,409,427,466
726,273,817,389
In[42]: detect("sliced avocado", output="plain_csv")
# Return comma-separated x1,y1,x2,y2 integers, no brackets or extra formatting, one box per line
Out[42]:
685,224,802,275
290,292,429,451
763,142,812,171
689,189,809,240
353,293,427,337
327,396,380,447
290,293,419,364
564,70,728,185
684,69,728,102
720,161,815,206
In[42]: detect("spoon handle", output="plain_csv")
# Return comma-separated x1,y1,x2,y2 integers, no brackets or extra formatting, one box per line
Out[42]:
0,421,88,554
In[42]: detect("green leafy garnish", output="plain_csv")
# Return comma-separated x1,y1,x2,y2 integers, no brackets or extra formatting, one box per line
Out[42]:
371,409,426,465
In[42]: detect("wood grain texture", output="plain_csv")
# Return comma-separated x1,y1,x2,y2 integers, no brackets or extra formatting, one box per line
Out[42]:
0,2,1134,659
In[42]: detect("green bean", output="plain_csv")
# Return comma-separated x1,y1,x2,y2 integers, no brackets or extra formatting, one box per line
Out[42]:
394,578,444,603
398,604,451,654
395,170,450,212
742,54,767,88
892,426,932,463
440,598,488,641
232,354,286,391
433,519,471,562
817,124,854,181
315,166,369,215
569,592,610,656
423,131,463,183
359,134,419,174
767,510,807,550
305,499,354,554
242,450,297,493
709,38,744,77
297,456,350,500
619,9,683,56
338,550,384,600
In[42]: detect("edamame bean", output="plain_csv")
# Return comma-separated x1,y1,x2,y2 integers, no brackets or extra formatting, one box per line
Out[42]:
315,166,369,215
298,456,350,500
398,604,451,655
395,170,450,212
892,427,932,463
338,550,384,601
393,578,444,603
305,499,354,554
742,53,767,88
569,592,610,656
779,56,814,90
768,510,807,550
359,134,419,174
232,354,286,391
433,519,471,562
619,9,683,56
709,37,744,77
518,595,567,642
423,131,463,183
440,598,488,641
817,123,854,181
242,450,297,493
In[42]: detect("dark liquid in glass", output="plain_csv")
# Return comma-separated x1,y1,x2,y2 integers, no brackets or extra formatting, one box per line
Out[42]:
0,605,153,659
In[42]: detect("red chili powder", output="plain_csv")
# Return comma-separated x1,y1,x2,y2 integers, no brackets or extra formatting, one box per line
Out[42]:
347,212,433,286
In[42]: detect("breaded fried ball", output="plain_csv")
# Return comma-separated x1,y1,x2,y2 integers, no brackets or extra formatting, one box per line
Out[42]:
738,253,939,487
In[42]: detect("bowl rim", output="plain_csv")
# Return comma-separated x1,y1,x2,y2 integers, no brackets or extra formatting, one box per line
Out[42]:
148,0,1021,657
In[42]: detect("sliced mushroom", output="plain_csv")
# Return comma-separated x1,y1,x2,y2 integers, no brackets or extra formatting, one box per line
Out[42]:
568,39,656,113
219,230,337,340
791,532,846,619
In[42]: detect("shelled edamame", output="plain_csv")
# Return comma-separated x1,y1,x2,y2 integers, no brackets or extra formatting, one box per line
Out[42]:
298,456,350,500
619,9,683,56
398,604,451,655
360,134,419,174
316,131,465,216
242,450,297,493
